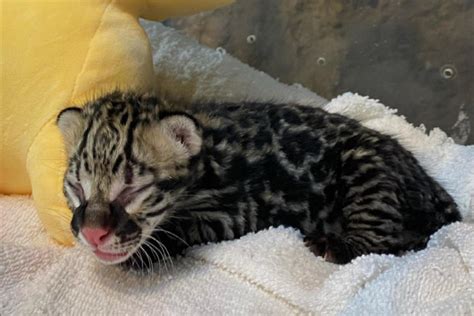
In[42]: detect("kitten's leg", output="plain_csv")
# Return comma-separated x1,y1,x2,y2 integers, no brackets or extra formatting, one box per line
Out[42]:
305,231,355,263
306,192,406,264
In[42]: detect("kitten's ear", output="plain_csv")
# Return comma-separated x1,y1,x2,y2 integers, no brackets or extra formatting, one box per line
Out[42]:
56,107,85,153
159,114,202,157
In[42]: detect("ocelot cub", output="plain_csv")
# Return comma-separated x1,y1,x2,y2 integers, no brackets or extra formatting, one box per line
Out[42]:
57,91,460,270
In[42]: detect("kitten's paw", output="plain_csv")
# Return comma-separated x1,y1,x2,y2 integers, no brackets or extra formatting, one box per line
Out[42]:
305,233,354,264
304,234,327,257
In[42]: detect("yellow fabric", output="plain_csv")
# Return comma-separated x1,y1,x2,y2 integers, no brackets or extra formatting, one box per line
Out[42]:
1,0,232,245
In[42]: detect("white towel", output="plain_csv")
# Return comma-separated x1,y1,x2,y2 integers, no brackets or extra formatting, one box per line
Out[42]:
1,94,473,315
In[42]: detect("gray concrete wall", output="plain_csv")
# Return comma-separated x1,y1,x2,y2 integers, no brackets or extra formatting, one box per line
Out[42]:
166,0,473,144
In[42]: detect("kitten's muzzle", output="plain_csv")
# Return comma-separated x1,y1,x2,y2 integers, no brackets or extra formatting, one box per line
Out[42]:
71,200,141,263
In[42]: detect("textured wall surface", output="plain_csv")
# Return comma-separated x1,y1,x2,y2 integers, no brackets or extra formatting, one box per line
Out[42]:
165,0,473,144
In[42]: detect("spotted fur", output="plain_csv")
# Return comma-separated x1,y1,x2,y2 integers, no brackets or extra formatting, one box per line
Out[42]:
57,91,461,270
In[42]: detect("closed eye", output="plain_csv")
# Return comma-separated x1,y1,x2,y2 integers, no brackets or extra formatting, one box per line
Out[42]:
115,182,155,206
66,180,85,204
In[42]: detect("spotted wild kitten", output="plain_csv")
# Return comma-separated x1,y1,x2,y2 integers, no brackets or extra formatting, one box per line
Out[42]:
57,91,461,270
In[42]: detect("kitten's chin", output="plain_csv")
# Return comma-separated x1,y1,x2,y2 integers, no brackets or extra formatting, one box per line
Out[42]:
93,249,133,265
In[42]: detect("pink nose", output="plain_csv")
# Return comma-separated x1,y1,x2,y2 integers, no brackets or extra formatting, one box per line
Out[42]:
82,227,110,247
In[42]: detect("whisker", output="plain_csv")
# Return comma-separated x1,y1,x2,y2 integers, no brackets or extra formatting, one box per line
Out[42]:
144,240,168,274
142,243,154,274
136,246,146,272
142,239,161,274
145,234,174,273
143,235,167,273
152,228,189,247
141,233,166,274
143,241,160,274
159,240,174,273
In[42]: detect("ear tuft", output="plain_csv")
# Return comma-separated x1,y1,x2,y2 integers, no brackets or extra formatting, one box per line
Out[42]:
56,107,84,153
160,114,202,157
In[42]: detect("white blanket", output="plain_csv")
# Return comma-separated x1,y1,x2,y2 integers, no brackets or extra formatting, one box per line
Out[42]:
1,93,473,315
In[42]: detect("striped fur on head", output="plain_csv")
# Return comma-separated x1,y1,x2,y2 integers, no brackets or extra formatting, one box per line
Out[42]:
57,91,202,265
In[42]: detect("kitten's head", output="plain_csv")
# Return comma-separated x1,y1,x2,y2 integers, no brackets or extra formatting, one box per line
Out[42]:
57,91,202,265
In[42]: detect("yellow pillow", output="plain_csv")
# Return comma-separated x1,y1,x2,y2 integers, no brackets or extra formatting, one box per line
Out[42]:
1,0,232,246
